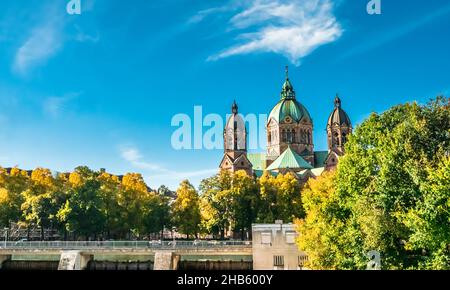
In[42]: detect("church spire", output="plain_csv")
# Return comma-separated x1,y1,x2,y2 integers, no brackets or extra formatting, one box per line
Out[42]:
334,94,341,108
232,100,238,115
281,66,296,100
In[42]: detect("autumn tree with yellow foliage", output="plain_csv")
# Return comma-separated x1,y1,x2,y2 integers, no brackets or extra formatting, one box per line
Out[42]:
172,180,201,239
0,168,28,227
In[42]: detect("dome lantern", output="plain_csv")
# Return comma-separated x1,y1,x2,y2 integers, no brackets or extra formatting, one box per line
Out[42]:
281,66,296,100
268,67,312,124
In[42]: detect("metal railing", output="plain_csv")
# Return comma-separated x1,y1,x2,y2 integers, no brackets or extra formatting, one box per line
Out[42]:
0,240,252,250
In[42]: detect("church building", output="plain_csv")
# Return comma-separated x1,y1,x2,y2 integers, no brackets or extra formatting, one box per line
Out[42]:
219,67,352,182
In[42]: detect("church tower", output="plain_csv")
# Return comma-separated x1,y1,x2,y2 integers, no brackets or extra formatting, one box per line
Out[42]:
219,101,253,176
325,95,352,169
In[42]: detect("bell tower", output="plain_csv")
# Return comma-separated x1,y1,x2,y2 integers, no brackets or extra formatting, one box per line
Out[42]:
219,101,253,176
326,95,352,169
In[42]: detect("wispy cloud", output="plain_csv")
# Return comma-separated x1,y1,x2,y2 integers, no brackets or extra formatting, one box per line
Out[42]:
187,6,234,25
196,0,342,65
13,19,63,75
120,146,217,188
120,147,165,171
73,24,100,43
12,1,100,75
43,92,80,118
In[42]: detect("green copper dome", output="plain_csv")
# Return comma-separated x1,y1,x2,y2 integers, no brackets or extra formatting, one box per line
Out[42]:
268,67,312,124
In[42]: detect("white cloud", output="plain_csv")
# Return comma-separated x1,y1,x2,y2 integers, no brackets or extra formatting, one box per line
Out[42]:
202,0,343,65
12,1,100,75
187,6,233,24
120,147,164,171
120,146,217,189
13,19,63,75
43,92,80,118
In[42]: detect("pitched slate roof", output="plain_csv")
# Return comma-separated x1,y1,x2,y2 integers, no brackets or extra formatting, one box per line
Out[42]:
266,146,313,171
314,151,329,168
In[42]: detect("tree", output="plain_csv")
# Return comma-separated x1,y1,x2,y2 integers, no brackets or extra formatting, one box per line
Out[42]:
256,171,277,223
296,97,450,269
257,172,303,223
402,155,450,269
21,168,63,240
117,173,152,237
0,168,28,227
295,171,353,269
273,173,304,222
57,167,105,239
97,172,121,239
230,170,258,240
142,193,171,237
172,180,201,239
199,170,233,239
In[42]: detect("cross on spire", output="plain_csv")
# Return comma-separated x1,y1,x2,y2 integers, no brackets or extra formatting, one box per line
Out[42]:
232,100,238,114
334,94,341,108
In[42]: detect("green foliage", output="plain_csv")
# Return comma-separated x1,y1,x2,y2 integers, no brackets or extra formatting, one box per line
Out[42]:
172,180,201,238
57,167,105,238
0,168,28,227
257,171,304,223
230,171,259,239
21,168,63,237
143,194,171,236
0,165,172,240
200,170,302,239
297,96,450,270
199,170,233,238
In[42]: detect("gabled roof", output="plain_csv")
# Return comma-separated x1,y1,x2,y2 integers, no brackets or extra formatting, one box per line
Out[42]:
266,146,313,171
219,153,234,169
314,151,329,168
233,153,253,168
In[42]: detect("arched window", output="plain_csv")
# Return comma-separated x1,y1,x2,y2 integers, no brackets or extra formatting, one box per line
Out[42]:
307,131,311,144
282,130,286,142
268,131,272,144
334,132,340,146
292,130,296,143
287,130,292,143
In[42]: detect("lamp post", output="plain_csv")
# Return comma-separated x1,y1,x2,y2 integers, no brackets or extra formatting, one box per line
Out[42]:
172,226,176,249
4,228,9,248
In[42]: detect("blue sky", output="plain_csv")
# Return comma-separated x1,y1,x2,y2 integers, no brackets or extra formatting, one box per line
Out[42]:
0,0,449,190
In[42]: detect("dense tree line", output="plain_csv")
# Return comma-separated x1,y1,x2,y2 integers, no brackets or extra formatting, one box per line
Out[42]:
0,167,171,240
0,166,304,240
197,170,303,240
296,97,450,270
